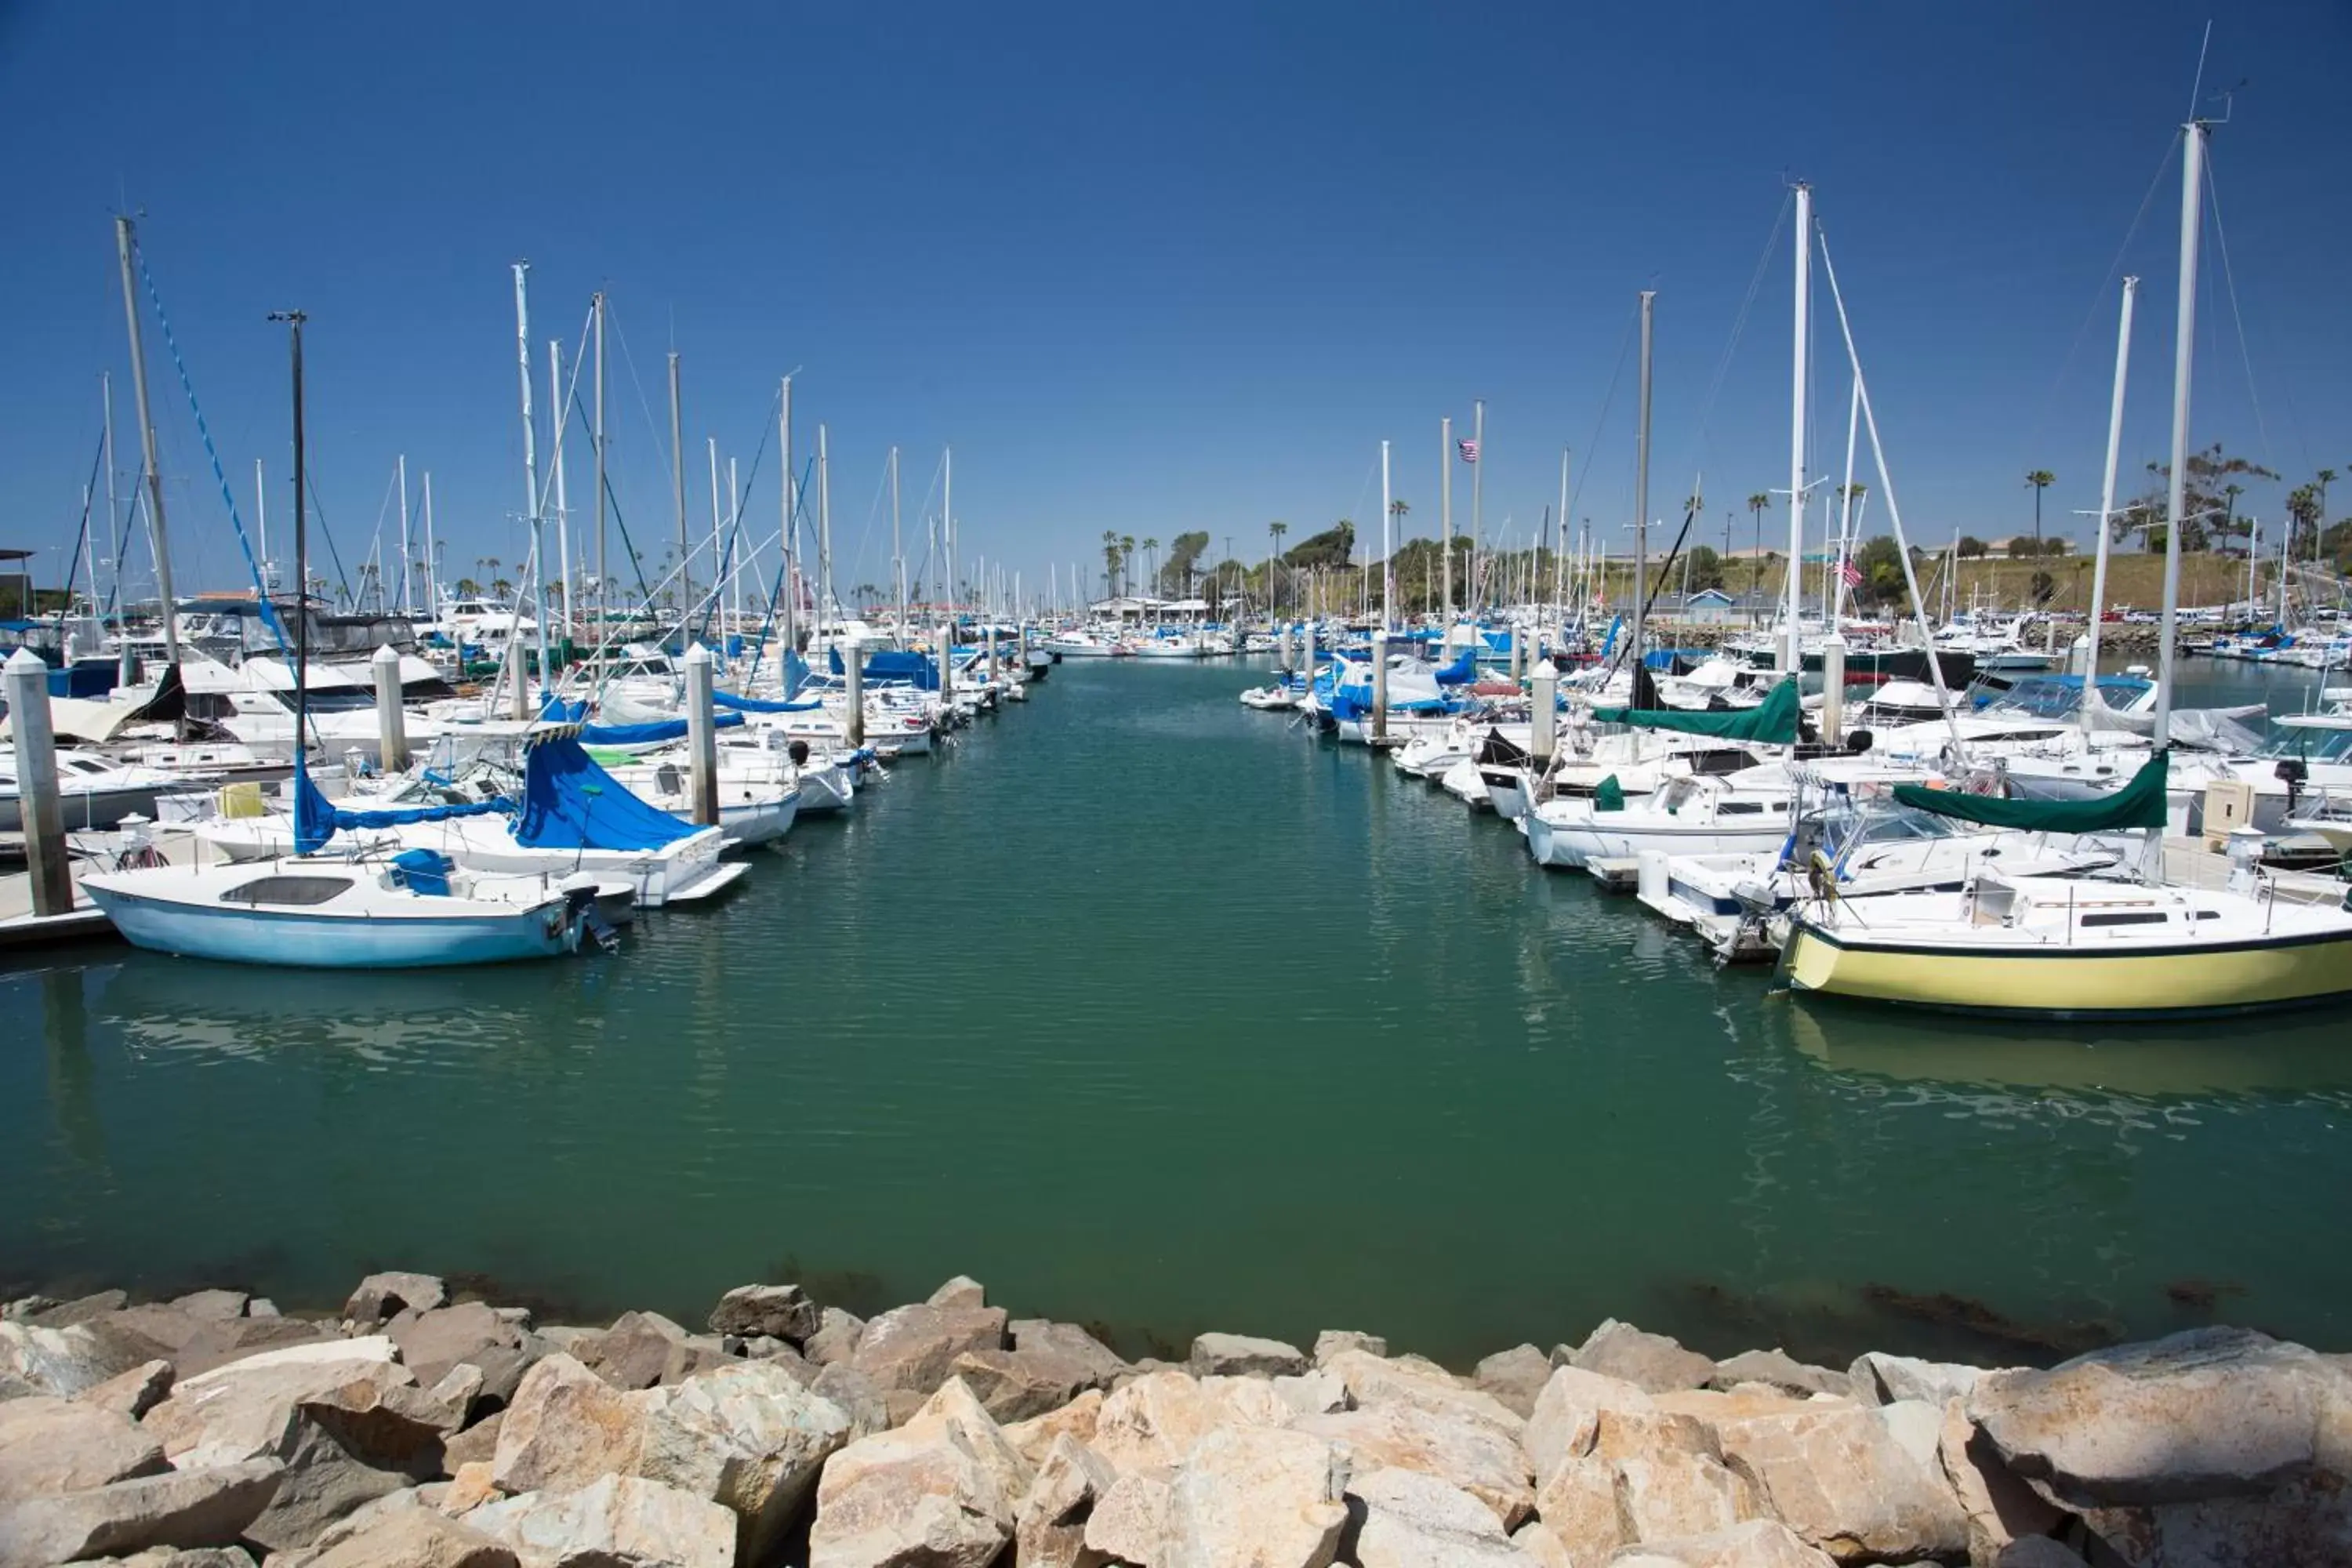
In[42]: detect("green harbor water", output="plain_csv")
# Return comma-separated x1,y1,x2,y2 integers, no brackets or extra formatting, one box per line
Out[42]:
5,656,2349,1367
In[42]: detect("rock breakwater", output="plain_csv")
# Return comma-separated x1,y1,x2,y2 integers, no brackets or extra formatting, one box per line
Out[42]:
4,1271,2343,1566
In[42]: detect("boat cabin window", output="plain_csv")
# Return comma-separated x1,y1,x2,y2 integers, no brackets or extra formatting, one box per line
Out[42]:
220,875,353,906
2078,910,2168,927
1653,779,1700,811
1719,800,1766,815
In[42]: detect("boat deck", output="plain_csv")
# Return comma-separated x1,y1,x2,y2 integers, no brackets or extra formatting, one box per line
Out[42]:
2163,836,2349,907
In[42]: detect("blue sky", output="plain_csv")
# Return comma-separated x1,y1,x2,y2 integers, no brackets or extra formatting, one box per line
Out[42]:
3,1,2347,607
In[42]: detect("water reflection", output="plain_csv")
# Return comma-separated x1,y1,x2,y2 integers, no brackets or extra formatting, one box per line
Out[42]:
91,957,552,1067
1774,994,2352,1103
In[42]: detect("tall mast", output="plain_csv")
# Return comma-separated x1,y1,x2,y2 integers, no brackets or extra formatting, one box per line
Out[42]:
779,376,796,663
670,350,688,627
512,262,549,691
1786,182,1812,673
943,446,955,623
397,454,412,616
269,310,309,770
728,456,742,643
1468,399,1485,612
1833,376,1860,629
2154,123,2205,748
1441,416,1454,626
817,423,833,646
113,216,179,663
593,292,607,630
100,376,120,620
422,471,435,611
891,445,906,642
1632,290,1654,683
2080,276,2138,728
1380,438,1392,631
1555,449,1570,627
549,339,574,635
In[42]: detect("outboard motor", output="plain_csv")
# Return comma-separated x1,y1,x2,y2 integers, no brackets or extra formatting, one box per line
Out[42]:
787,739,811,766
2276,757,2308,815
1846,728,1872,755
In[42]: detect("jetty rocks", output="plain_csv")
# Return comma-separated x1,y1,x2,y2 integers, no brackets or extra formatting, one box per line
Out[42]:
3,1278,2343,1568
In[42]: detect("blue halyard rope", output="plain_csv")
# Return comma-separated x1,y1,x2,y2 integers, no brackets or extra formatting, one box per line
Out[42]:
131,238,289,655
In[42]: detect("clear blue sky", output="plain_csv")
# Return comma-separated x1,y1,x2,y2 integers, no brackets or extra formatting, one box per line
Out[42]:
3,1,2347,606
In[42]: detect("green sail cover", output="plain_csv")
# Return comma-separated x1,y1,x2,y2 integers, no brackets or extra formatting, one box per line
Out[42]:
1592,677,1801,744
1595,774,1626,812
1891,749,2169,832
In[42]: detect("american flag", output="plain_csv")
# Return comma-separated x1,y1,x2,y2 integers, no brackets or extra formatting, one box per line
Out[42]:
1457,437,1479,463
1838,558,1863,588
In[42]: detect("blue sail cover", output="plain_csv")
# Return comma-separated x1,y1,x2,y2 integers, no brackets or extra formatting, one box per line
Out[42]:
541,696,589,722
826,646,940,690
578,713,744,746
1433,648,1479,686
513,735,696,850
292,763,510,854
712,688,826,713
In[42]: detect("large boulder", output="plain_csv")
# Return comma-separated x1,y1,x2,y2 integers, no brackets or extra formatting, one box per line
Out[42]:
173,1316,341,1379
707,1283,820,1344
811,1363,893,1439
1935,1398,2063,1564
1188,1331,1307,1378
927,1276,989,1310
807,1378,1026,1568
805,1308,866,1368
1163,1425,1349,1568
1474,1345,1555,1421
1712,1402,1969,1563
389,1305,535,1416
0,1396,168,1499
1084,1468,1174,1565
1014,1432,1119,1568
241,1415,414,1555
0,1458,284,1568
590,1311,713,1392
173,1290,252,1322
1612,1450,1751,1543
1523,1365,1657,1483
1089,1369,1286,1475
299,1505,518,1568
143,1338,454,1474
491,1354,648,1496
1003,1388,1105,1471
344,1273,448,1327
2071,1473,2352,1567
1967,1327,2349,1510
1849,1352,1990,1410
1348,1465,1532,1567
1011,1319,1131,1387
1313,1330,1388,1367
1321,1349,1528,1438
0,1318,140,1397
1294,1400,1535,1529
949,1346,1095,1423
25,1289,129,1327
464,1473,736,1568
1612,1518,1839,1567
1566,1321,1716,1396
1709,1351,1853,1402
848,1301,1010,1396
637,1358,851,1562
1532,1454,1622,1561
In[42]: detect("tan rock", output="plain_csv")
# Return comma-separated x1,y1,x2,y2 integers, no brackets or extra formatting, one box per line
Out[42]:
1848,1352,1989,1410
637,1357,851,1562
0,1458,284,1568
1525,1366,1657,1483
1567,1322,1715,1396
1010,1319,1131,1388
1654,1388,1827,1426
74,1357,176,1421
464,1473,735,1568
1532,1454,1621,1563
1091,1370,1227,1474
1312,1330,1387,1366
1323,1348,1528,1437
1294,1399,1534,1529
1015,1433,1118,1568
927,1276,988,1309
1713,1403,1969,1563
442,1411,505,1475
707,1283,819,1342
303,1504,517,1568
140,1337,446,1473
1188,1332,1307,1378
1510,1519,1579,1568
806,1308,867,1368
1476,1345,1557,1421
1708,1351,1852,1402
0,1395,168,1501
1163,1425,1348,1568
1349,1465,1530,1566
489,1353,648,1496
850,1302,1011,1396
343,1272,447,1327
1004,1388,1105,1472
951,1346,1094,1423
808,1399,1021,1568
1613,1451,1749,1543
1083,1468,1174,1566
1613,1517,1838,1566
441,1461,503,1516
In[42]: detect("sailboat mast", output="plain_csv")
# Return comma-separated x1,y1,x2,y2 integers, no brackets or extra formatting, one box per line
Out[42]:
512,263,550,692
891,445,906,643
2154,124,2205,748
270,310,309,762
780,376,796,664
113,216,179,664
1632,291,1654,683
818,423,833,649
1469,399,1485,612
1785,182,1812,674
670,351,688,628
943,446,954,627
706,436,723,641
2078,279,2136,723
422,472,435,613
550,340,574,636
397,455,412,617
593,292,607,633
1441,416,1454,626
1380,438,1392,632
1555,449,1570,632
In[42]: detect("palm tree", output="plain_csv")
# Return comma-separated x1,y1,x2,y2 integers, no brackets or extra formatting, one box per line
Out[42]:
1269,521,1288,615
1101,531,1120,600
2026,470,2055,557
1745,493,1770,593
1142,536,1160,598
1120,536,1136,600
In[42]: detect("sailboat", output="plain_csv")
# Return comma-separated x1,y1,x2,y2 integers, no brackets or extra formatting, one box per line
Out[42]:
81,310,592,968
1777,125,2352,1017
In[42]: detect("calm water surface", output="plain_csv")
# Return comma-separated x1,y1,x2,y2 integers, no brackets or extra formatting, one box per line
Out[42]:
4,656,2347,1367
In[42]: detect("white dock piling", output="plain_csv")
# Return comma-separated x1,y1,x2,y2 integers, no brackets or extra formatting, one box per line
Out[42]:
372,643,409,774
506,634,529,721
1531,664,1558,762
938,625,954,706
1371,630,1389,742
5,649,71,916
1820,634,1846,748
1510,624,1523,682
684,643,719,826
845,638,865,748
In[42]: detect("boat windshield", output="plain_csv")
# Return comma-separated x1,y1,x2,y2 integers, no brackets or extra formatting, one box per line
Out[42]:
2259,724,2352,764
1981,675,2151,720
1817,805,1958,858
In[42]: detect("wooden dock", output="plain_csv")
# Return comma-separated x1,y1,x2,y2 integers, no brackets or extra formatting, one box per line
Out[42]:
1584,856,1641,894
0,871,118,950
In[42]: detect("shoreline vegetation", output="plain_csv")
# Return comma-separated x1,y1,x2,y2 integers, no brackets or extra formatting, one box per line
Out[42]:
5,1269,2345,1567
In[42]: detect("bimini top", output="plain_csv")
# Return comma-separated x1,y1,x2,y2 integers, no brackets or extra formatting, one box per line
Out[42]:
1592,677,1800,745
